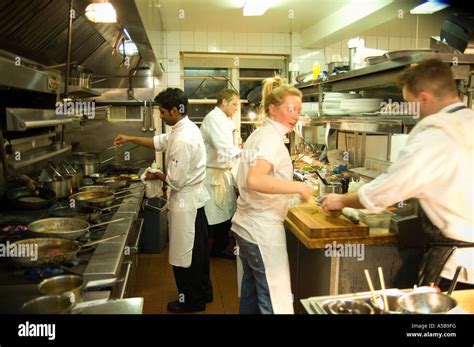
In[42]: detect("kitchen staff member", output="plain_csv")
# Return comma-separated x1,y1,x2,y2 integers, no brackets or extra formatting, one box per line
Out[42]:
232,77,313,314
113,88,212,313
320,59,474,289
200,88,241,259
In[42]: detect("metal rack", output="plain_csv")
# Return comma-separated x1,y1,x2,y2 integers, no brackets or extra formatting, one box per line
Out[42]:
295,52,474,166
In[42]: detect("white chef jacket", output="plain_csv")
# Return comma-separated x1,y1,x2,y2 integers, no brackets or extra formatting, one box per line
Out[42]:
200,107,241,225
153,116,209,267
232,117,293,243
358,102,474,283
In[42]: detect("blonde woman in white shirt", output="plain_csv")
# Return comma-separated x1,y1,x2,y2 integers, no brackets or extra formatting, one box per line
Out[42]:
232,77,313,314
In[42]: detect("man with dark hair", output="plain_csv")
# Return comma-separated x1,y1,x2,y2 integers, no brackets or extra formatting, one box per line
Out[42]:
200,88,241,259
320,59,474,289
113,88,213,313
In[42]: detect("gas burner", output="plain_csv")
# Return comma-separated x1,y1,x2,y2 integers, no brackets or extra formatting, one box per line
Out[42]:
24,266,66,279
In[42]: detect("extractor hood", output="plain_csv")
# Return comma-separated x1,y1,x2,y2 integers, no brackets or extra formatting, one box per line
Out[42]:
6,108,72,132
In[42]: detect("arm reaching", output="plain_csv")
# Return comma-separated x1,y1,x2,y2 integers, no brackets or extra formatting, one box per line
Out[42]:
113,135,154,149
247,159,313,201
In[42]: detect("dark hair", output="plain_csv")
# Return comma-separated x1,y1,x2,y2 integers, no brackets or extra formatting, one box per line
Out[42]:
395,59,457,98
154,88,188,115
217,89,239,106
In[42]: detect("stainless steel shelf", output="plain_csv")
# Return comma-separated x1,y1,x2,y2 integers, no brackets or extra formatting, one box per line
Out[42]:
7,144,72,169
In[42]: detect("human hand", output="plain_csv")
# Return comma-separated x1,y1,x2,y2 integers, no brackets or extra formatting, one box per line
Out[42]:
298,183,314,202
318,193,344,217
113,135,129,146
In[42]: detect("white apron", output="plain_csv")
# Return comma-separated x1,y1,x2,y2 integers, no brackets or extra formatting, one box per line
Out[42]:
204,167,236,225
168,183,209,267
234,211,294,314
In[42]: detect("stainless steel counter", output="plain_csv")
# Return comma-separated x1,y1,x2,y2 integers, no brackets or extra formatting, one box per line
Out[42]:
83,183,144,281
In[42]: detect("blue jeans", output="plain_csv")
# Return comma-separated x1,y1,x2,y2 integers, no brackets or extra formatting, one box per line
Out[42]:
235,234,273,314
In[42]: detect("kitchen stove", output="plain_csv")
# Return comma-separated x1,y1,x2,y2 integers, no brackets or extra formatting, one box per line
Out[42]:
0,181,145,312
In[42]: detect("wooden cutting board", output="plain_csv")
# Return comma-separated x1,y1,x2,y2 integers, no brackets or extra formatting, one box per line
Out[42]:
287,203,369,238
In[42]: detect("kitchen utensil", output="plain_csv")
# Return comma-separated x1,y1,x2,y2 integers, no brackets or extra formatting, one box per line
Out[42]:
148,100,155,132
341,210,359,224
38,275,120,304
378,266,389,311
6,187,56,210
370,294,402,314
96,175,130,189
384,49,437,61
61,161,83,189
315,170,329,185
398,292,457,314
8,235,124,268
364,55,387,65
327,299,374,314
141,100,148,132
364,269,380,309
27,217,131,240
20,294,73,314
69,190,140,208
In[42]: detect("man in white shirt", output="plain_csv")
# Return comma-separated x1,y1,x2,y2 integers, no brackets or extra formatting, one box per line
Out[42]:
113,88,212,313
200,89,241,259
320,59,474,288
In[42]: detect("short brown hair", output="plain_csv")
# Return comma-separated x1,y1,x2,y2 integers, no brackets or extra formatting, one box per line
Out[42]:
217,89,239,105
261,77,302,115
396,59,457,98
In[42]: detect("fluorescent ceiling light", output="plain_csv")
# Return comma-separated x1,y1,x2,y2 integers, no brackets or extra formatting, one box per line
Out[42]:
123,28,132,41
410,1,449,14
243,0,273,16
85,2,117,23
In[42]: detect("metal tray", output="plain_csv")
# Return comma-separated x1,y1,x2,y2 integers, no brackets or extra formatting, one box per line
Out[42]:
384,49,437,61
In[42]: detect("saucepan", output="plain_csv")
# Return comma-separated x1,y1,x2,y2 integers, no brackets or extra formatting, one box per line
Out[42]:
8,235,124,268
27,217,131,240
38,274,120,304
21,294,74,314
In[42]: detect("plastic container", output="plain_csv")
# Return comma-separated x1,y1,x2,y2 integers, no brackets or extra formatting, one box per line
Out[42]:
140,196,168,253
359,209,392,234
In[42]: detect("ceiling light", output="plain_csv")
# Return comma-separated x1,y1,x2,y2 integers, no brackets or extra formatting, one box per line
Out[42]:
85,2,117,23
410,0,449,14
248,111,257,120
243,0,274,16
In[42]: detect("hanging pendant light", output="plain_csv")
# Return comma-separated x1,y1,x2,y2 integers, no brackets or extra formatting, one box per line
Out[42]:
85,1,117,23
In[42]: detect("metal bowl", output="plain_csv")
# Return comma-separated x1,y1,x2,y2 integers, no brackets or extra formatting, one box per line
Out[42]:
21,294,74,314
398,292,457,314
327,299,375,314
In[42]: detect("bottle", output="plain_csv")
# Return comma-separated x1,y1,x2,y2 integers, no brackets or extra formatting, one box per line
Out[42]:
312,61,321,80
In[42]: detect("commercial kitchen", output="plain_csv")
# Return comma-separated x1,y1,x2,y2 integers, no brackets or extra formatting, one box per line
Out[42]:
0,0,473,316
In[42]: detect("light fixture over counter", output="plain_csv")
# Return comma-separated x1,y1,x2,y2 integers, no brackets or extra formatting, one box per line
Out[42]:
410,0,449,14
85,1,117,23
242,0,275,16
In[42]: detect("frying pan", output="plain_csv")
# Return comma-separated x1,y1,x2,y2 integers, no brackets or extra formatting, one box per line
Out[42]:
27,217,131,240
95,176,131,189
8,235,124,268
47,203,130,223
69,190,141,209
5,187,56,210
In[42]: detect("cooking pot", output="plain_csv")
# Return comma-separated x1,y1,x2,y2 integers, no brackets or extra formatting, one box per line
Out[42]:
38,275,119,304
370,294,402,314
69,65,92,89
41,176,73,198
72,157,115,177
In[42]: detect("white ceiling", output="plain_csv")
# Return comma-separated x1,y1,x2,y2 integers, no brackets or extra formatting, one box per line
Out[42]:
142,0,357,33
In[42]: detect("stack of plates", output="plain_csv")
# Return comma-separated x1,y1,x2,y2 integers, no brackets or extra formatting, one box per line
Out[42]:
339,98,383,116
301,102,319,116
322,92,359,116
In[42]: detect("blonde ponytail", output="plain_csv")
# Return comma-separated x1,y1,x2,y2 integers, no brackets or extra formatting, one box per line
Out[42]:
260,77,302,117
